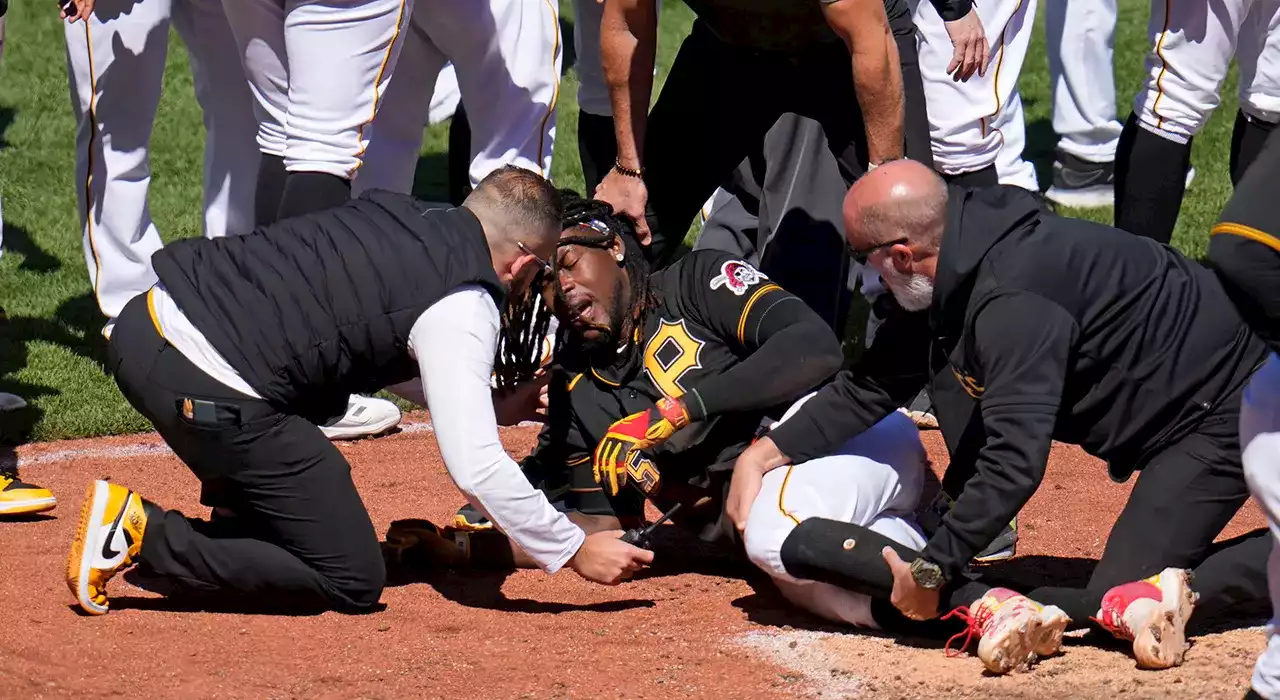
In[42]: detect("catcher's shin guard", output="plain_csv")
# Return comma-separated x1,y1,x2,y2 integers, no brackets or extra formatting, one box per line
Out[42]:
778,518,920,598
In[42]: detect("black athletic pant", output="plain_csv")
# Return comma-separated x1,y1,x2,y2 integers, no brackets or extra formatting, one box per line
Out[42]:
874,380,1269,632
1027,392,1269,625
637,20,932,266
108,294,385,611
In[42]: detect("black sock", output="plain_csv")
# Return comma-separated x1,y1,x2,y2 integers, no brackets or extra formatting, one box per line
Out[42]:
1231,110,1277,186
577,111,618,195
254,154,287,228
448,103,473,205
1115,112,1192,245
942,164,999,189
277,172,352,221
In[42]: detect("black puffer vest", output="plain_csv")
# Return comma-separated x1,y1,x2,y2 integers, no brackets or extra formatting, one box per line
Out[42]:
153,189,504,423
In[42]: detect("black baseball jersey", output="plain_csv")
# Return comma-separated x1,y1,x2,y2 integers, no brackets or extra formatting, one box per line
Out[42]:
525,250,840,518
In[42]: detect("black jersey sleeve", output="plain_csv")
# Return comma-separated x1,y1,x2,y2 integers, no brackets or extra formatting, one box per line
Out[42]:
766,301,931,463
675,252,844,422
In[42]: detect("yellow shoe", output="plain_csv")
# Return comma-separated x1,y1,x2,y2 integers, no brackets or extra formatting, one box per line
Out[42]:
0,475,56,515
67,480,149,615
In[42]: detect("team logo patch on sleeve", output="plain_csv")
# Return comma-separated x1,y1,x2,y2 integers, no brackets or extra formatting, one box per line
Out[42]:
710,260,767,296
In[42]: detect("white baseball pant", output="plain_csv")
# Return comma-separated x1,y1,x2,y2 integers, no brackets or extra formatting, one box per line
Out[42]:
910,0,1038,187
1134,0,1280,144
63,0,260,330
223,0,412,179
743,401,928,628
352,0,561,195
1243,354,1280,699
1046,0,1121,162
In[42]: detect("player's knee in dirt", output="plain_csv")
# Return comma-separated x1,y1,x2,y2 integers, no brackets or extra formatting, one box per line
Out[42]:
329,552,387,610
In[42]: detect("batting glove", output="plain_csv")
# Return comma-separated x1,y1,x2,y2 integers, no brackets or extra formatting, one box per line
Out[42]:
593,397,690,496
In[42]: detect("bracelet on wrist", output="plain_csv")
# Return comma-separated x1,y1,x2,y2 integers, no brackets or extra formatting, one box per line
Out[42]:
612,159,644,180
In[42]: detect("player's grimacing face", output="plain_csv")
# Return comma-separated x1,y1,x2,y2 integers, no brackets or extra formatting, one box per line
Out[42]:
547,234,626,341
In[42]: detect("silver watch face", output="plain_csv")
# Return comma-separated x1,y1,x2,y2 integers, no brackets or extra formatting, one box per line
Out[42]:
911,560,943,589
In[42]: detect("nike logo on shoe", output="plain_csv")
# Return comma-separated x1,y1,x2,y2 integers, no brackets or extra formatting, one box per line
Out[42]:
98,498,131,562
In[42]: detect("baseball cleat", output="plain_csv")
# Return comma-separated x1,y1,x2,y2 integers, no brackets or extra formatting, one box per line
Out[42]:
0,475,56,515
320,395,401,441
1094,567,1197,669
973,518,1018,564
66,480,149,615
1031,604,1071,657
944,588,1064,674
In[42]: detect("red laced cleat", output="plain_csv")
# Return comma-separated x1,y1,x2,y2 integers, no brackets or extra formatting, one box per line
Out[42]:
943,588,1070,674
1093,568,1197,669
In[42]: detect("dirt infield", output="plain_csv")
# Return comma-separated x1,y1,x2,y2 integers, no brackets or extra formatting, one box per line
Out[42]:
0,414,1268,699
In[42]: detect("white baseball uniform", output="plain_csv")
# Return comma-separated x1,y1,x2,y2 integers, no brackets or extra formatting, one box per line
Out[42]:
1242,354,1280,699
351,0,561,195
910,0,1038,189
223,0,412,180
1134,0,1280,145
742,398,928,628
1046,0,1121,162
63,0,260,331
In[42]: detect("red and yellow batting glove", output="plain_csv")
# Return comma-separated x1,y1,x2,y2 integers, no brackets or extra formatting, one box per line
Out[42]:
592,397,690,496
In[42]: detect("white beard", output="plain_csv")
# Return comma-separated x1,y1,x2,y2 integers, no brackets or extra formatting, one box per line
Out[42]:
881,266,935,312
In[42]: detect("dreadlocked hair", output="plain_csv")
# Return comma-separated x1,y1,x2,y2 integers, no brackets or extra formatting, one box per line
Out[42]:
556,191,659,350
494,280,555,393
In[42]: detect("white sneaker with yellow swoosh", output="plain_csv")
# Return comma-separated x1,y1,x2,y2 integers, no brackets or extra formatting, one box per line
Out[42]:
66,480,149,615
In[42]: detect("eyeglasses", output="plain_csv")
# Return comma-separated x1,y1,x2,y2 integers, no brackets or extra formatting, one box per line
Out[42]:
517,241,554,276
849,237,909,265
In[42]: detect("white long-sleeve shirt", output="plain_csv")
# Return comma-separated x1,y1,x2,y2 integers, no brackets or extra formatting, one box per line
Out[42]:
150,283,586,572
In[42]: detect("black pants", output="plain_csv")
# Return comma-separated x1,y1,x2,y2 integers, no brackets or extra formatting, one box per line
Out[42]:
873,379,1270,634
1027,393,1269,624
108,294,385,611
638,21,932,266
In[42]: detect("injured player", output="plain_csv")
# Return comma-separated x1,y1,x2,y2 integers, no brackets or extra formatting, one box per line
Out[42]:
383,193,1069,675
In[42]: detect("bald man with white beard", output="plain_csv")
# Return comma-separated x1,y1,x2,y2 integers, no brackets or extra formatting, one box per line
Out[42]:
728,161,1271,671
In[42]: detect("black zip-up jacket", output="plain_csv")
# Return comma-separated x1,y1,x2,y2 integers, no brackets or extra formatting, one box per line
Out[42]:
768,185,1266,582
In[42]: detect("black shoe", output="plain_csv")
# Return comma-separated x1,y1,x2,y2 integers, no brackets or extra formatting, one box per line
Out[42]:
973,518,1018,563
1245,689,1265,700
1044,149,1115,209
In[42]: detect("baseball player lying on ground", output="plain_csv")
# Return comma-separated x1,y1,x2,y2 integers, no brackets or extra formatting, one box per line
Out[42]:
65,167,654,617
729,159,1271,673
382,193,1078,675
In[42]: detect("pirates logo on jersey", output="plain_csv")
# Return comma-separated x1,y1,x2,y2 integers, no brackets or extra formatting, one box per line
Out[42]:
709,260,767,296
644,319,706,399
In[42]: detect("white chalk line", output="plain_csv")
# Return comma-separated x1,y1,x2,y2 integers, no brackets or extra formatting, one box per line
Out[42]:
16,420,542,470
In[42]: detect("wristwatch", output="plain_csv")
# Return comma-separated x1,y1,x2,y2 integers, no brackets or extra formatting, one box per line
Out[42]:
909,557,945,590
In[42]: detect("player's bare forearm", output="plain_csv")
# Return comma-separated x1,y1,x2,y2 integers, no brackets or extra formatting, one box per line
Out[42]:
601,0,657,167
851,35,905,164
822,0,905,164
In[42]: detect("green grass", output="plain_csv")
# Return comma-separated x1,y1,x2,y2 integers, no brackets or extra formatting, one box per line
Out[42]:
0,0,1243,441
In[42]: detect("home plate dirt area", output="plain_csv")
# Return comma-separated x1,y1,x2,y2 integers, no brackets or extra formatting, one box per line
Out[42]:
0,413,1268,699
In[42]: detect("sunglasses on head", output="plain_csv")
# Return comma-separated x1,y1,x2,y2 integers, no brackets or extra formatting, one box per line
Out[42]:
849,237,909,265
